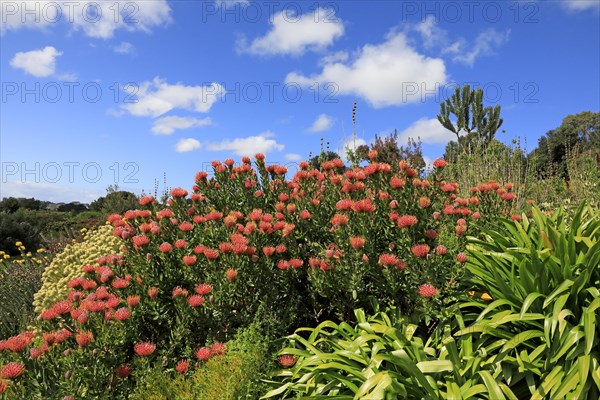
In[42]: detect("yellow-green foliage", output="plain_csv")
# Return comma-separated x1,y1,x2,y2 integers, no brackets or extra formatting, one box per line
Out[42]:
33,224,121,312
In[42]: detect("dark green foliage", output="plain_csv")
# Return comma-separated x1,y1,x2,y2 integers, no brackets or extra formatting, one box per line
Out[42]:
89,185,139,216
530,111,600,179
0,258,46,339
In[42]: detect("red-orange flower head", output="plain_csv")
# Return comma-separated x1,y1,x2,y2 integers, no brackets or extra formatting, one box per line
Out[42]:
331,214,349,227
195,283,212,296
134,342,156,357
503,192,516,202
114,307,132,321
171,188,188,198
411,244,430,258
195,347,212,361
187,295,205,307
148,287,158,299
418,197,431,209
432,158,447,169
127,295,141,308
226,268,238,282
1,362,25,380
349,236,366,250
176,359,190,374
75,331,93,348
211,342,227,355
418,283,438,298
397,215,418,228
456,253,467,263
378,253,403,268
262,246,276,257
116,364,132,378
278,354,297,368
183,255,197,266
390,176,405,189
132,235,149,247
335,199,354,211
158,242,172,253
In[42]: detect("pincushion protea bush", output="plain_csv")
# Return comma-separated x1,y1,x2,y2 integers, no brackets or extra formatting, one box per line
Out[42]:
0,155,519,398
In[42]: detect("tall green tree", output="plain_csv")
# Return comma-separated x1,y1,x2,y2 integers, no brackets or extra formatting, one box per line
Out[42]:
438,85,503,156
530,111,599,179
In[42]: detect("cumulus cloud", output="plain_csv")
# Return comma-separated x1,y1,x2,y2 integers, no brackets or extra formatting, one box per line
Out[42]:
238,7,344,56
215,0,249,8
205,132,285,156
122,77,225,118
412,16,510,67
175,138,201,153
560,0,600,11
1,1,172,38
10,46,62,77
151,116,212,135
307,114,334,133
396,118,455,145
286,32,446,107
447,29,511,67
285,153,302,161
113,41,135,54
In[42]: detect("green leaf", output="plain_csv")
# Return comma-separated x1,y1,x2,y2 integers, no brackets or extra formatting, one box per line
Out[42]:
416,360,454,373
543,280,573,309
478,371,506,400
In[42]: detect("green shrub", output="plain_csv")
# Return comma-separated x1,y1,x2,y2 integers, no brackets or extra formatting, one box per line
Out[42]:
0,249,50,339
130,320,276,400
32,224,122,313
462,203,600,399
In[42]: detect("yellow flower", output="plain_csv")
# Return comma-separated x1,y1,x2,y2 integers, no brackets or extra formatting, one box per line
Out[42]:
37,249,45,253
3,254,10,259
15,241,23,247
26,252,32,257
80,228,88,233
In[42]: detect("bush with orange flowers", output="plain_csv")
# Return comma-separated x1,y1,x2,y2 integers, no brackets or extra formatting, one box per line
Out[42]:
0,155,519,398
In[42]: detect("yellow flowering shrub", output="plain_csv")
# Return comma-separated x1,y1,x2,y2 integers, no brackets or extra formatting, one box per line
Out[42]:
33,224,122,313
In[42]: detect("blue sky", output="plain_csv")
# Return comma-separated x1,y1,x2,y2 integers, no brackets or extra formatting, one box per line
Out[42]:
1,0,599,203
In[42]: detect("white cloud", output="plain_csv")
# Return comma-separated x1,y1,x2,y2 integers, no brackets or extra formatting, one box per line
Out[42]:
56,72,78,81
215,0,249,8
113,41,135,54
318,51,349,66
1,1,172,39
175,138,202,153
238,7,344,56
122,77,225,118
560,0,600,11
1,180,103,203
10,46,62,77
411,17,510,67
205,132,285,156
397,118,455,145
414,16,448,49
307,114,334,133
285,153,302,161
152,116,213,135
286,32,446,107
447,29,511,66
